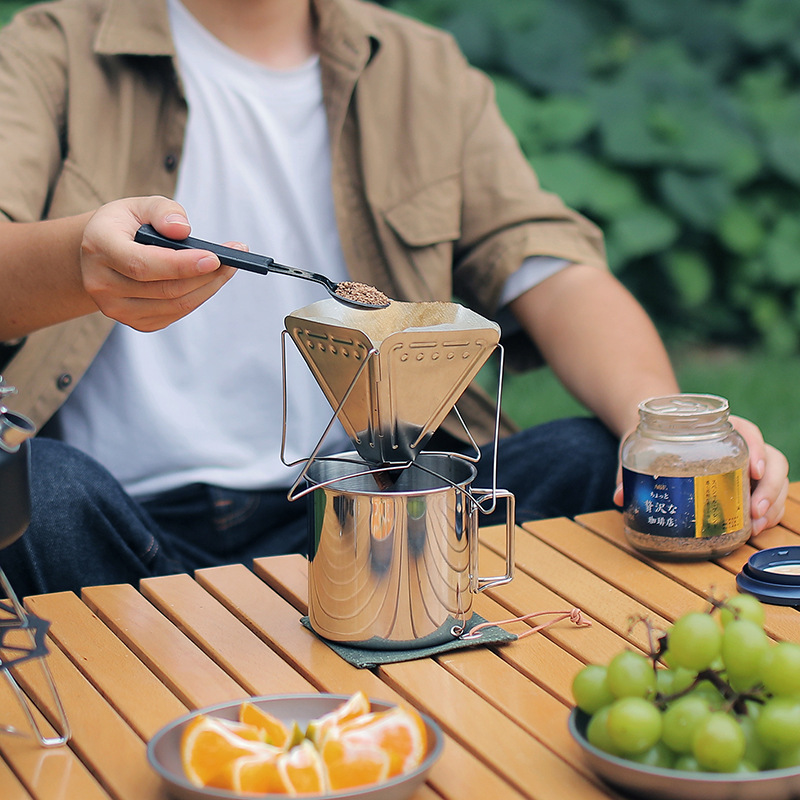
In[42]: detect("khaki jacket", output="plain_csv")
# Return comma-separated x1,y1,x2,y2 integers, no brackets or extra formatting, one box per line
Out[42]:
0,0,606,444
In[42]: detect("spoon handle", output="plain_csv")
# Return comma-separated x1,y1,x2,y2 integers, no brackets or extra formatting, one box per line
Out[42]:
134,224,274,275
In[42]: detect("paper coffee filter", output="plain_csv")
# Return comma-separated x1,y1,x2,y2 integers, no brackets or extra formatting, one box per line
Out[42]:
284,299,500,464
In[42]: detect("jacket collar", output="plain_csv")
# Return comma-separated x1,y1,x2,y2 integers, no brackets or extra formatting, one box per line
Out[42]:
93,0,381,66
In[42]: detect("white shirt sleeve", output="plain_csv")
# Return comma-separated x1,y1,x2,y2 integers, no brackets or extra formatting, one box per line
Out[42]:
495,256,571,333
498,255,571,307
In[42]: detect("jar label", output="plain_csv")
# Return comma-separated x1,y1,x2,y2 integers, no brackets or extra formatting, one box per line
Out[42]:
622,468,744,538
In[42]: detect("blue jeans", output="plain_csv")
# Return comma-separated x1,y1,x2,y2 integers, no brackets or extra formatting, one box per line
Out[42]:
0,417,617,597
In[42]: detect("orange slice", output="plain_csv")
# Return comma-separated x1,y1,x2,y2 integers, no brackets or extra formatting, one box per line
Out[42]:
239,702,291,748
180,715,270,787
210,749,289,794
278,740,328,794
306,691,371,746
321,732,391,791
337,706,427,777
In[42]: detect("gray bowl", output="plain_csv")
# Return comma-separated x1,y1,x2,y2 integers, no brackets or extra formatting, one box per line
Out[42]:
147,693,444,800
569,709,800,800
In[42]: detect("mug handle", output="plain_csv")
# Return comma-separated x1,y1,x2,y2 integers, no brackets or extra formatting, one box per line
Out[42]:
468,488,515,592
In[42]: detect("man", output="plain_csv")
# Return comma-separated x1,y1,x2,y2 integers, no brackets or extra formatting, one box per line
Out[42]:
0,0,788,596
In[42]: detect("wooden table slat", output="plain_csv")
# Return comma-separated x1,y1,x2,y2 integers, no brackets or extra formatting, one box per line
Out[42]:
195,562,532,800
256,555,620,800
10,489,800,800
0,673,108,800
478,547,639,665
10,640,162,800
573,512,800,642
528,515,733,619
81,583,247,710
481,522,673,648
777,492,800,533
0,754,34,800
24,592,187,742
140,573,315,697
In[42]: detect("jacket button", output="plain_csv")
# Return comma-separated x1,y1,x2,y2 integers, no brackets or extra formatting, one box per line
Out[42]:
56,373,72,390
164,153,178,172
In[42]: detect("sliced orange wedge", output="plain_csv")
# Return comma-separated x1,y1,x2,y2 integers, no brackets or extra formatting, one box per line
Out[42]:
239,702,291,748
321,731,391,791
277,740,328,795
180,715,271,787
306,690,371,746
336,706,427,777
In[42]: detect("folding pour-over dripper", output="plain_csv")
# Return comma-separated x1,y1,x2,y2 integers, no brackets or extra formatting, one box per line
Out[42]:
284,299,500,466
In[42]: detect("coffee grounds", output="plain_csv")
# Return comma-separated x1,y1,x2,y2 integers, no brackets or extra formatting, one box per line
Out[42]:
334,281,390,306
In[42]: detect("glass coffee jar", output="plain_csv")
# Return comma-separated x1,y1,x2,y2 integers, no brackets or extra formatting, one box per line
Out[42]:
621,394,751,561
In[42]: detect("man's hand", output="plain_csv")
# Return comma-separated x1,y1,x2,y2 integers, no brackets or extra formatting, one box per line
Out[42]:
81,196,238,331
613,415,789,536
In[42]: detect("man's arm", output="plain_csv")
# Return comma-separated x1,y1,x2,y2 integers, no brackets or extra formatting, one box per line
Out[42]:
0,197,234,341
509,264,788,534
509,264,679,439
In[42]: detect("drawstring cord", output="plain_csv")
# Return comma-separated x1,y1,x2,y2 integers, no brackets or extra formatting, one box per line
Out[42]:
452,607,591,640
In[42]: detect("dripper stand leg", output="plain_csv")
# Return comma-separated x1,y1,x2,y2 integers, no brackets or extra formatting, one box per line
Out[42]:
0,568,71,747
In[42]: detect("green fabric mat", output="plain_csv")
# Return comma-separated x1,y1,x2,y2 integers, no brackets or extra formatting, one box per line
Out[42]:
300,614,517,669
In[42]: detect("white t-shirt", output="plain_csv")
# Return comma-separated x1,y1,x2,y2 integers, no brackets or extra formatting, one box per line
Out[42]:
59,0,352,497
59,0,568,498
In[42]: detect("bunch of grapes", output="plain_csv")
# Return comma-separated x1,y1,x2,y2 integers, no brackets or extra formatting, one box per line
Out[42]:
572,594,800,773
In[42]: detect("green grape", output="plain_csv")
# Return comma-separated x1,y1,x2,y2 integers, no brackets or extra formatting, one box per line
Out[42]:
774,744,800,769
760,642,800,697
738,714,771,770
586,705,621,755
720,618,770,685
754,697,800,752
673,754,702,772
628,740,675,769
670,666,698,694
666,612,722,672
655,668,673,696
606,650,656,699
606,697,662,755
719,594,766,628
661,695,712,754
691,680,725,710
692,712,746,772
572,664,615,714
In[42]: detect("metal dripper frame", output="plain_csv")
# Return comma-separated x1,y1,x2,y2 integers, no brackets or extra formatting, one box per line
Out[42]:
280,299,505,503
0,377,70,747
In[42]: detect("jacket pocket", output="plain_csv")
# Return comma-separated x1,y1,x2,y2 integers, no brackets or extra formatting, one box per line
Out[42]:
382,173,462,247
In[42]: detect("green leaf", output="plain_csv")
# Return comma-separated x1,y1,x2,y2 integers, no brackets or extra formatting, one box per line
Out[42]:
763,216,800,286
734,0,800,50
605,205,680,260
766,133,800,186
664,250,714,308
592,44,756,170
748,295,798,354
498,2,593,93
530,151,642,218
657,170,732,230
491,75,540,149
717,202,766,256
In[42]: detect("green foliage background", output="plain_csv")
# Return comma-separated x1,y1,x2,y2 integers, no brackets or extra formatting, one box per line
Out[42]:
2,0,798,475
379,0,800,355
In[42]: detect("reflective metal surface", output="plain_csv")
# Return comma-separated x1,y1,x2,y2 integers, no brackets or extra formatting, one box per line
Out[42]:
285,300,500,465
306,452,514,649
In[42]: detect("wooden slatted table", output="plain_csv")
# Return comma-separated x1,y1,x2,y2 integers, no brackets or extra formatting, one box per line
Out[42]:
3,487,800,800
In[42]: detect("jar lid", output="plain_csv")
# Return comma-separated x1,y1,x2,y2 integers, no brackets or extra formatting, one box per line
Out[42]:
736,546,800,606
640,393,729,416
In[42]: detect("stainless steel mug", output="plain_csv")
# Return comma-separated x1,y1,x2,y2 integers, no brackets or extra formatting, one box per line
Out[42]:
305,451,515,649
